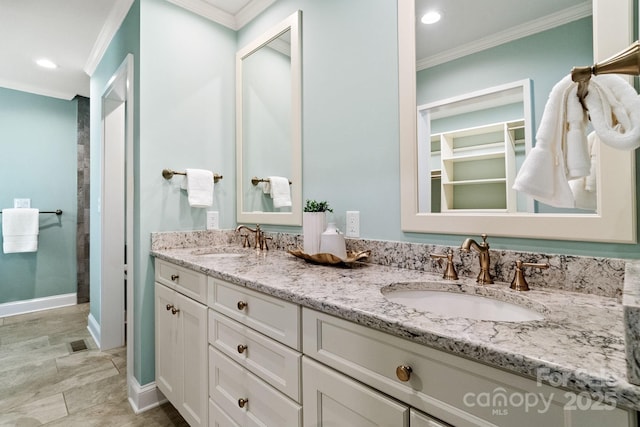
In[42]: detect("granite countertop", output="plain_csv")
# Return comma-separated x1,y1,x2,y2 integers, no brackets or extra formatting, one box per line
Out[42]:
152,245,640,411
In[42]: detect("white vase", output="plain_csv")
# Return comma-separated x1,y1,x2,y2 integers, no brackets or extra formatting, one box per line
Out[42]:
303,212,326,255
320,222,347,259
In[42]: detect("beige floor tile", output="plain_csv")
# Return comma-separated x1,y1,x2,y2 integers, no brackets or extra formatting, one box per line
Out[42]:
0,393,67,426
0,304,187,425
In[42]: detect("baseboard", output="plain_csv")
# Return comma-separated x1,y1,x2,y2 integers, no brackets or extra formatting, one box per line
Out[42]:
87,312,101,348
128,376,167,414
0,293,77,318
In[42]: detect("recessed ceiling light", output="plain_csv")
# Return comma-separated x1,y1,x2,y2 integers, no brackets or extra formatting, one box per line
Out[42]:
421,11,441,25
36,58,57,69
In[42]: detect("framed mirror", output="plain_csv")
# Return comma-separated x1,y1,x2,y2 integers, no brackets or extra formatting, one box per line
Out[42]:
236,10,302,226
399,0,636,242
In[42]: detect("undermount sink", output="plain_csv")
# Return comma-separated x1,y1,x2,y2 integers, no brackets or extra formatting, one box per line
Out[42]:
381,284,546,322
190,247,248,258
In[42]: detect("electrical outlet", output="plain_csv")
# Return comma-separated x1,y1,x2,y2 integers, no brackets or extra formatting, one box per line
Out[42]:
14,198,30,208
346,211,360,238
206,211,219,230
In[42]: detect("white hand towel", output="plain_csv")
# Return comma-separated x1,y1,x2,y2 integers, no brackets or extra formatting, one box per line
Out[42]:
585,74,640,150
513,75,577,208
182,168,214,208
569,131,599,211
268,176,291,208
2,208,39,253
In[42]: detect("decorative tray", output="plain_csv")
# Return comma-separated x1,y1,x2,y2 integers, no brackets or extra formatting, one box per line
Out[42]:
287,248,371,267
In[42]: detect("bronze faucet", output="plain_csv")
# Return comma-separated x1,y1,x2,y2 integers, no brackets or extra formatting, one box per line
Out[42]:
460,233,493,284
430,249,458,280
510,260,549,291
235,224,270,250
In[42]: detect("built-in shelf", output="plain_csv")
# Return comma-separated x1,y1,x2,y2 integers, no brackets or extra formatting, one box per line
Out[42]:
431,119,523,212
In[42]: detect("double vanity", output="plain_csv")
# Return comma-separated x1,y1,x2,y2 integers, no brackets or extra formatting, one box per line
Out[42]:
151,230,639,427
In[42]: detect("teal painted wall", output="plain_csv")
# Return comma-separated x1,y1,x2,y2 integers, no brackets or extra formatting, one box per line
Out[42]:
137,0,236,384
238,0,401,236
89,0,140,328
0,88,77,304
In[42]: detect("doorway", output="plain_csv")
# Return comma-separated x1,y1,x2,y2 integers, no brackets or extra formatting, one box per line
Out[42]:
100,55,134,384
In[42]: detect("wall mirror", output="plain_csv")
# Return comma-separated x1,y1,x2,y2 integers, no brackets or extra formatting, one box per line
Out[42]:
399,0,636,242
236,10,302,226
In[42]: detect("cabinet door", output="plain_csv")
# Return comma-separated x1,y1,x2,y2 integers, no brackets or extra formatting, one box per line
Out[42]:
303,357,409,427
176,291,208,427
155,282,180,404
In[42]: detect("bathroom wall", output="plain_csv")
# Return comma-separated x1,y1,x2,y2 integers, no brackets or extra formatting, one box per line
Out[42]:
91,0,640,390
0,87,78,305
89,0,140,330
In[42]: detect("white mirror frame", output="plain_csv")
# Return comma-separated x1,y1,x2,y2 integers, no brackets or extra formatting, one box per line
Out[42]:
236,10,302,226
399,0,637,243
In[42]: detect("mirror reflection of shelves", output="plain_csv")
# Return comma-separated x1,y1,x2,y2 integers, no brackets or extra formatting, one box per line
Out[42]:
430,120,524,212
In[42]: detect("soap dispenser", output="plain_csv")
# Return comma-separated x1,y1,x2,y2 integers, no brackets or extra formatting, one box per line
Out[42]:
319,222,347,259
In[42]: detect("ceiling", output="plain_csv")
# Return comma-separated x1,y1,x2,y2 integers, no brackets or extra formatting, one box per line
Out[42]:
0,0,273,100
416,0,591,70
0,0,590,101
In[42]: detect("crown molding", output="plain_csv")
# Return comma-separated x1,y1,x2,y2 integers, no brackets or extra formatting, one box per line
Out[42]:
167,0,276,30
0,78,79,100
235,0,277,29
417,1,592,71
166,0,236,29
84,0,135,76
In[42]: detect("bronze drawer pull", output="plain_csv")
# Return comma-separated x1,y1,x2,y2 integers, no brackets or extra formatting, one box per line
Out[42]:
238,398,248,408
171,307,180,315
166,304,174,311
396,365,412,382
237,344,248,354
237,301,248,310
170,274,179,281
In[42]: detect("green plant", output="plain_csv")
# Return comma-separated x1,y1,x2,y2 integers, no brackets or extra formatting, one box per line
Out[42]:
304,199,333,213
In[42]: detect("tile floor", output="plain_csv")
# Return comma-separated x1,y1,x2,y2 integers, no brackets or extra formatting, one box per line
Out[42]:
0,303,189,426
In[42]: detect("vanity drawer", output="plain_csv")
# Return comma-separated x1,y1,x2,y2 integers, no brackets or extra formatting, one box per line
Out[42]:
209,347,302,427
155,259,207,304
208,310,301,401
302,308,633,427
208,277,300,350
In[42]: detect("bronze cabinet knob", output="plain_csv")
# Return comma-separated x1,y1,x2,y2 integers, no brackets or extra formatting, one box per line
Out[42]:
237,344,248,354
396,365,413,382
171,307,180,315
170,274,179,281
237,301,248,310
238,398,248,408
166,304,173,311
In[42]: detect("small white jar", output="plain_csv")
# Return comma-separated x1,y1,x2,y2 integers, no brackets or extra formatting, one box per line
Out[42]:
319,222,347,259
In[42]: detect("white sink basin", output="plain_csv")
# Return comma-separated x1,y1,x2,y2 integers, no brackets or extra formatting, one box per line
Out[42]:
190,247,248,258
382,288,545,322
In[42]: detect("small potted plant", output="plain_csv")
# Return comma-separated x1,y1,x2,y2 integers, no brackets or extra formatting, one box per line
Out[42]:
303,199,332,254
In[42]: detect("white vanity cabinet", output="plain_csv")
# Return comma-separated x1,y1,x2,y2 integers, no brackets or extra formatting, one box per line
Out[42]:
302,308,636,427
207,277,302,426
154,259,208,427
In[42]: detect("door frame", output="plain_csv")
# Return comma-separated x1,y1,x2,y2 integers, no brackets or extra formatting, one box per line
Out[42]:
100,53,134,379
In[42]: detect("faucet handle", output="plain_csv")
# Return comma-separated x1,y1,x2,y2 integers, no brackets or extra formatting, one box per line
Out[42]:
430,249,458,280
510,260,549,291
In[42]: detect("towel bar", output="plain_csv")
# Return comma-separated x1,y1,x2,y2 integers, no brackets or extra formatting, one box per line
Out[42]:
251,177,292,186
162,168,223,183
0,209,62,215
